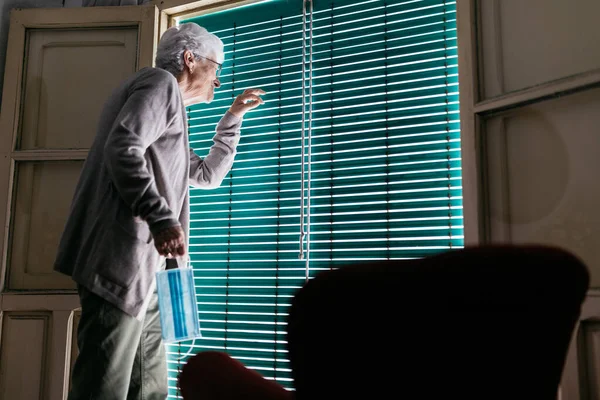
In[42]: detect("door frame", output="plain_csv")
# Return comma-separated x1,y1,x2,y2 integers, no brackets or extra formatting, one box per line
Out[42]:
0,6,160,399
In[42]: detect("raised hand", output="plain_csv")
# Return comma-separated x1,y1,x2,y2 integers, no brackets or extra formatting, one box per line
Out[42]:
228,89,266,118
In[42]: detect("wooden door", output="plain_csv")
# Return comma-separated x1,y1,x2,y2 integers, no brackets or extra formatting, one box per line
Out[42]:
0,5,160,399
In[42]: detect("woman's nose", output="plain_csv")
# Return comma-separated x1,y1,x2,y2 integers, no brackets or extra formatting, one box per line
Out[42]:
213,78,221,88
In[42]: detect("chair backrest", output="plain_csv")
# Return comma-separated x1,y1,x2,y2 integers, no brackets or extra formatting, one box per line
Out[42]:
178,351,292,400
287,245,590,399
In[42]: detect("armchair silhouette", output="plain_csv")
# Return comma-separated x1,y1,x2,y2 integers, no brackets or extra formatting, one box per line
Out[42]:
179,245,589,400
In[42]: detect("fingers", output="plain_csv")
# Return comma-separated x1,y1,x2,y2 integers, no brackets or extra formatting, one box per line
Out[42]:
237,93,264,105
169,236,186,257
154,226,186,257
156,244,170,257
237,94,264,107
175,243,186,256
243,88,266,96
228,88,266,118
156,241,186,257
244,101,263,111
156,241,173,257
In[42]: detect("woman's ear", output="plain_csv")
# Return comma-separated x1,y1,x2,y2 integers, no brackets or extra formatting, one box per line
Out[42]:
183,50,195,74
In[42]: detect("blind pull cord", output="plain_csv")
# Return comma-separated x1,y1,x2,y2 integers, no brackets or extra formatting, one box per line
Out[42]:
299,0,314,283
299,0,308,261
305,0,314,281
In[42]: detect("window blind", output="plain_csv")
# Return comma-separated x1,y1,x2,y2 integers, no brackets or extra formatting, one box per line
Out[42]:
169,0,463,396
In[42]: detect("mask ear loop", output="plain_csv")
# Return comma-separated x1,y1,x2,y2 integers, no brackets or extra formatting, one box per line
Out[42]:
174,339,197,361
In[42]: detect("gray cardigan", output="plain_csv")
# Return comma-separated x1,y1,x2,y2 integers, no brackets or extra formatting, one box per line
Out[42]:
54,67,241,317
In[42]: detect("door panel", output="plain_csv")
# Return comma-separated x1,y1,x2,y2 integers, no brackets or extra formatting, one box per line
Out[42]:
9,160,84,290
20,28,138,150
0,312,52,399
479,0,600,99
561,295,600,400
579,320,600,399
484,88,600,287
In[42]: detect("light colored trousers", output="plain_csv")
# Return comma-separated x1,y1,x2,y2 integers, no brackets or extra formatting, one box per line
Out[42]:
68,284,167,400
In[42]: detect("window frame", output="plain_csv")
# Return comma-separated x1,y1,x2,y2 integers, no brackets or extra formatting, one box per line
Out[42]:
160,3,600,399
156,0,262,37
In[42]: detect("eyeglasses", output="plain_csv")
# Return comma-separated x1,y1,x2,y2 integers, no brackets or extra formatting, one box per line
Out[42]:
197,55,222,77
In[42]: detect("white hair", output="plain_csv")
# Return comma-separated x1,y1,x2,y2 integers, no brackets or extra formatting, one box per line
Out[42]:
156,23,224,77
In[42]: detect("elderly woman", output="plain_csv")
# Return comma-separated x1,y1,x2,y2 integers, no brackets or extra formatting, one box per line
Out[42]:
55,23,264,399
